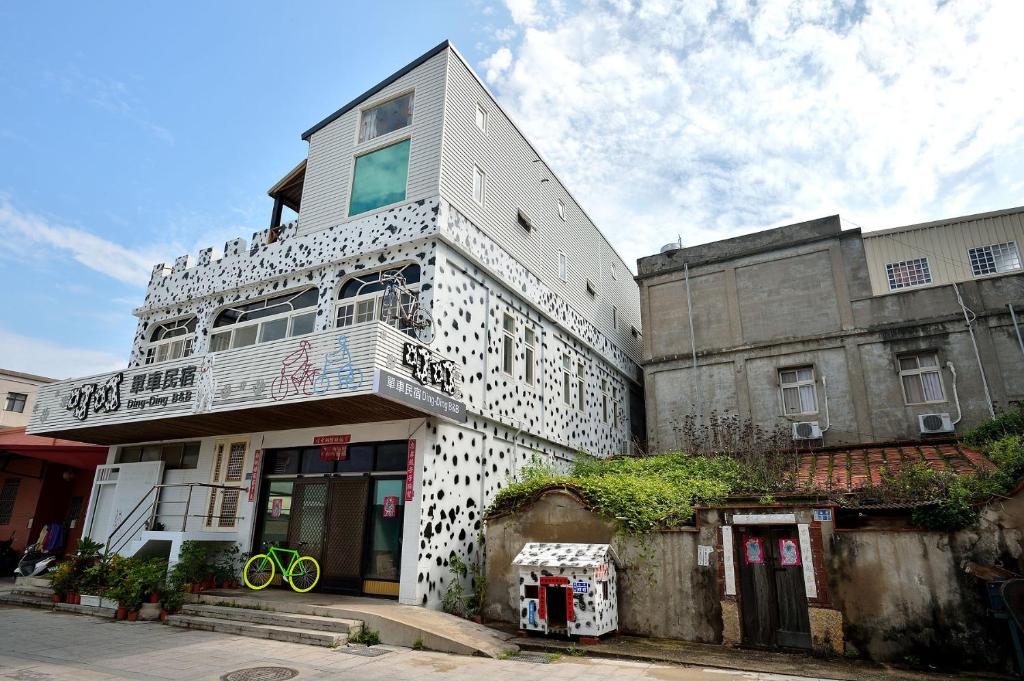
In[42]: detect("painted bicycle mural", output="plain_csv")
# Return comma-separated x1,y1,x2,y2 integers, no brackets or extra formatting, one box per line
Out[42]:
270,336,364,401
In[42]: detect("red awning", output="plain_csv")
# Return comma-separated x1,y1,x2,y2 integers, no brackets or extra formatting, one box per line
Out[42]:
0,427,107,470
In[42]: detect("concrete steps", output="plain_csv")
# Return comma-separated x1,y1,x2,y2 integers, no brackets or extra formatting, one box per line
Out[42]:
0,588,116,618
179,603,362,635
165,614,351,647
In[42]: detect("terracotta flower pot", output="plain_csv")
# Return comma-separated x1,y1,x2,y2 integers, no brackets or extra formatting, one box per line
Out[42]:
149,593,160,603
159,610,169,621
115,607,128,620
51,593,62,603
70,592,80,605
127,610,138,622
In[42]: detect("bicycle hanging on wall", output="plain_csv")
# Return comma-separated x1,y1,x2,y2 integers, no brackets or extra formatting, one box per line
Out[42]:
380,271,434,344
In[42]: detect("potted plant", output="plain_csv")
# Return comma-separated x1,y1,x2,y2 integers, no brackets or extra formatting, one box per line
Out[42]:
47,561,74,603
160,588,185,621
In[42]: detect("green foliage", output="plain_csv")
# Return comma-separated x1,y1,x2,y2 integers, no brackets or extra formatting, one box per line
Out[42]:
170,540,210,585
488,452,745,533
412,637,424,651
440,551,487,618
964,405,1024,446
75,537,104,560
47,561,76,595
349,627,381,645
160,588,186,613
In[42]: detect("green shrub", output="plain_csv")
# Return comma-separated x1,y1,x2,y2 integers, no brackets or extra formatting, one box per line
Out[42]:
349,627,380,645
964,406,1024,446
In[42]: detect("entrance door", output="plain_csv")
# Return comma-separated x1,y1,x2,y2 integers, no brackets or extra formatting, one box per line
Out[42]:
319,477,370,592
205,440,248,529
735,525,811,650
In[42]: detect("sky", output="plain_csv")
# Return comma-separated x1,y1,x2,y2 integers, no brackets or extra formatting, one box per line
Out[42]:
1,0,1023,379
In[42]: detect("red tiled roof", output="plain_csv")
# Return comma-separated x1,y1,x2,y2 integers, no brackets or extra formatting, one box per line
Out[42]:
796,441,994,493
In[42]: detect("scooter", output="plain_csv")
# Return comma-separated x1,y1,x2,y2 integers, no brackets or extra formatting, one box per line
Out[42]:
14,545,58,578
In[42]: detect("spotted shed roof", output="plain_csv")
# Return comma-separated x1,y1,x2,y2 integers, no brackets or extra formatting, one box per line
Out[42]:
796,441,993,493
513,543,615,568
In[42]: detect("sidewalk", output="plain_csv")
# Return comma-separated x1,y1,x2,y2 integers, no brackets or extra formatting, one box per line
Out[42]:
496,625,1006,681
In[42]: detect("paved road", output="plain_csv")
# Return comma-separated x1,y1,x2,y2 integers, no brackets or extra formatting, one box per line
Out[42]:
0,606,841,681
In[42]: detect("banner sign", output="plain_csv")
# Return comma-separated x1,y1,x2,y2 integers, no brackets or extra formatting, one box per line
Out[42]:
383,496,398,518
315,434,351,461
271,498,283,518
247,449,263,502
374,369,467,423
405,439,416,501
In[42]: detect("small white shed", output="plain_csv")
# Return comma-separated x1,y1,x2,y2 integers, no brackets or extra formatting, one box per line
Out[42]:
512,542,618,637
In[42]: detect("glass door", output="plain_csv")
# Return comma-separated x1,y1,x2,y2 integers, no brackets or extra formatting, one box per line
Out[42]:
362,478,405,596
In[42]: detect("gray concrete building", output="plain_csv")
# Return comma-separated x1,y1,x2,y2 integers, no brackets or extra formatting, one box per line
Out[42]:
636,206,1024,451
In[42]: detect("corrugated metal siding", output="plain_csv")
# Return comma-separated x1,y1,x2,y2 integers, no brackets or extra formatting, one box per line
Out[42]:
297,51,448,236
439,53,641,360
862,208,1024,295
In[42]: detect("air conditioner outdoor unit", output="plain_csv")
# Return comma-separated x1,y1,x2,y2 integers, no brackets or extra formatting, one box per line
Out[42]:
792,421,822,440
919,413,954,434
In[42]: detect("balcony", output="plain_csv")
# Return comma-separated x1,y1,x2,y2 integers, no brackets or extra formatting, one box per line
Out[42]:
27,322,465,445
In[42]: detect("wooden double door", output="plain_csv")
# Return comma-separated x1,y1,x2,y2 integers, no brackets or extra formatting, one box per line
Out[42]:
735,525,811,650
288,478,370,593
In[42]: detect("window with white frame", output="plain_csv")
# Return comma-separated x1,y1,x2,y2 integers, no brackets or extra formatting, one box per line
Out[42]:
886,257,932,290
561,355,572,405
335,263,421,337
779,366,818,415
612,305,618,330
209,288,318,352
358,92,414,143
577,361,586,411
502,313,515,375
557,199,565,221
601,378,609,423
145,317,197,365
524,327,536,387
475,103,488,133
558,251,567,282
610,261,617,280
472,165,485,205
898,352,945,404
612,385,620,426
969,241,1021,277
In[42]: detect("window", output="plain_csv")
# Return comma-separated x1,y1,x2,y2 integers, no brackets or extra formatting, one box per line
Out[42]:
969,241,1021,277
337,263,421,337
4,393,27,413
612,306,618,330
502,313,515,375
899,352,945,404
0,479,19,525
557,199,565,221
612,386,620,426
610,261,617,280
116,441,201,470
473,165,485,205
209,287,318,352
558,252,567,282
517,209,533,232
350,139,411,216
779,367,817,415
886,257,932,290
601,379,610,423
145,317,196,365
524,328,536,387
358,92,413,143
562,355,572,405
577,361,586,411
586,280,597,297
475,103,488,133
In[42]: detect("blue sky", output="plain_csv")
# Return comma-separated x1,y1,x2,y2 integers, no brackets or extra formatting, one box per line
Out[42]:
2,0,1023,378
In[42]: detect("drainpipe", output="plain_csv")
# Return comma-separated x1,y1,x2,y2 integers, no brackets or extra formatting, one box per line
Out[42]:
1009,303,1024,360
819,375,831,433
684,263,702,421
947,362,963,425
953,283,995,418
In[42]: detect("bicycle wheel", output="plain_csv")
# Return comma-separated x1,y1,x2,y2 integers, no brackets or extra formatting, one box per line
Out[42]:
243,554,275,590
287,556,320,593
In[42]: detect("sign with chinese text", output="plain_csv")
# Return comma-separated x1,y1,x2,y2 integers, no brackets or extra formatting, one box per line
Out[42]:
697,545,714,567
813,508,833,522
374,369,467,423
271,498,283,518
572,580,589,594
315,434,351,461
383,496,398,518
247,449,263,502
594,564,609,581
402,342,462,396
405,439,416,502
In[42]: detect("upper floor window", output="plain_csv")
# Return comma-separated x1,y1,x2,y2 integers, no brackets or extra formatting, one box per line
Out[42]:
210,288,318,352
886,257,932,290
899,352,945,404
473,166,486,205
969,241,1020,277
350,139,410,216
779,367,817,415
501,313,515,375
561,355,572,406
145,317,196,365
0,479,20,525
558,252,567,282
4,392,27,413
610,261,617,280
612,305,618,330
475,103,488,133
601,378,610,423
358,92,414,143
337,263,421,337
524,327,536,387
557,199,565,221
577,361,586,411
117,441,201,470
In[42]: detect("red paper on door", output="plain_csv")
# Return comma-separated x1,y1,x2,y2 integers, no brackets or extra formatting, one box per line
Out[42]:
383,495,398,518
270,498,283,518
743,536,765,564
778,537,801,566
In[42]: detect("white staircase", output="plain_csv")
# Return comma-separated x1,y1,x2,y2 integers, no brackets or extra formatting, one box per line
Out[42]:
165,602,364,648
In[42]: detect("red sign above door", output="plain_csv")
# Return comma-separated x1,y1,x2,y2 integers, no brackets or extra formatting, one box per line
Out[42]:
315,434,351,461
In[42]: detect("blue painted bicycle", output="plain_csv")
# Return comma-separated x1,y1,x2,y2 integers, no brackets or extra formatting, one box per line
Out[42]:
313,336,364,395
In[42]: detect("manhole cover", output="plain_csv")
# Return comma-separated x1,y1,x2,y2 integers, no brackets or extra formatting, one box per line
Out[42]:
220,667,298,681
507,653,552,664
338,646,388,657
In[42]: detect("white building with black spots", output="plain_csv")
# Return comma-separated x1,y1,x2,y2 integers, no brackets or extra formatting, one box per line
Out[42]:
27,40,643,608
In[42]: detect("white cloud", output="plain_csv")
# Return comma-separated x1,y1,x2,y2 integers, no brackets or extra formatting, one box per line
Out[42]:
483,0,1024,269
0,327,126,380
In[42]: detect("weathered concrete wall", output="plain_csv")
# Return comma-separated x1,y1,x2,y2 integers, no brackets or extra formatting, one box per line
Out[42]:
484,490,721,642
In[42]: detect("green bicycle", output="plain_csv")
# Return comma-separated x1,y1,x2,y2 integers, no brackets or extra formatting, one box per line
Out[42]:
244,544,321,593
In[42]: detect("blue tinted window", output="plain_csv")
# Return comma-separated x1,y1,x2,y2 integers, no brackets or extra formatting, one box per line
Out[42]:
349,139,410,216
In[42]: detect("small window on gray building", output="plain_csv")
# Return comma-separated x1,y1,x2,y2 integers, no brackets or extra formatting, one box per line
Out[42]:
358,92,414,143
557,199,565,221
885,257,932,290
475,103,488,133
898,352,945,404
779,367,817,415
558,252,567,282
524,328,536,387
4,393,27,413
969,241,1020,277
502,313,516,375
